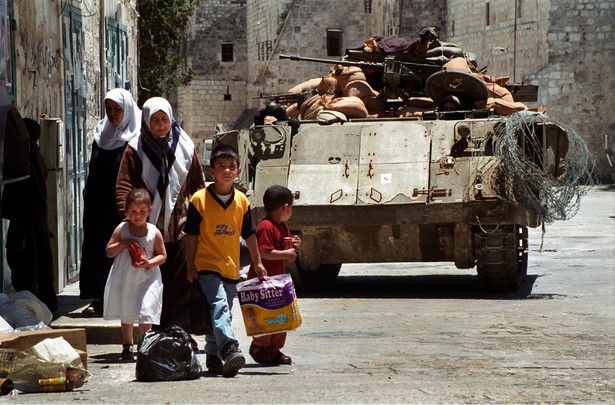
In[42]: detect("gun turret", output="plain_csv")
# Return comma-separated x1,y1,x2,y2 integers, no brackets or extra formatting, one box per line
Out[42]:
279,54,443,103
253,90,315,106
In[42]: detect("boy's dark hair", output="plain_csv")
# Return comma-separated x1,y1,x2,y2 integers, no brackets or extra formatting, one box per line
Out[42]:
263,185,293,212
210,144,240,167
126,188,152,209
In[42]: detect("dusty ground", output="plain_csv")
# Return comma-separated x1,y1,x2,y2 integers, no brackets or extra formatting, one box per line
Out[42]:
5,187,614,404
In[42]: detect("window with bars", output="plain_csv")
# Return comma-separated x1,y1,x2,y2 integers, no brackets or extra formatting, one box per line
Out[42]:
2,0,15,100
486,2,491,26
266,40,272,60
257,40,273,61
105,17,128,91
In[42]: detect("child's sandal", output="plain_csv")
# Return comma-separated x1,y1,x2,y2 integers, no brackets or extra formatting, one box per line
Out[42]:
121,344,134,361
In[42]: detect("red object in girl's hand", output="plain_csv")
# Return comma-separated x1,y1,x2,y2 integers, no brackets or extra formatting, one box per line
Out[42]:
128,242,145,265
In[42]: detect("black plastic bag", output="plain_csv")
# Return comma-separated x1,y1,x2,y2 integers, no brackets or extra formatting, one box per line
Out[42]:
136,324,202,382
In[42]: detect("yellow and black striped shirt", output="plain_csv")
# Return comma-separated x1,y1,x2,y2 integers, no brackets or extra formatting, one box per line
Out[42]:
185,184,255,282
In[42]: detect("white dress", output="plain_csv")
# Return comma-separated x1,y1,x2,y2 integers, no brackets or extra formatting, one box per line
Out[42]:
103,222,163,324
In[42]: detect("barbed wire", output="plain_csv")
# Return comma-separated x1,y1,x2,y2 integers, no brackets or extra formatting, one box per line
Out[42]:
483,112,595,223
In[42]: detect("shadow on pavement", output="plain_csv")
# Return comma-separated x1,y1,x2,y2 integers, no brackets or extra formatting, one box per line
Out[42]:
297,273,540,300
52,292,90,322
89,352,134,365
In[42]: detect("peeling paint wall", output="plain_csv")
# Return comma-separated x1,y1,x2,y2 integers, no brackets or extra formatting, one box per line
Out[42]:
3,0,140,292
11,0,139,143
12,1,64,119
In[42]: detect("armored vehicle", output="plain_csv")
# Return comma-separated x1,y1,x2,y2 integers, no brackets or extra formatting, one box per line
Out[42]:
215,37,590,292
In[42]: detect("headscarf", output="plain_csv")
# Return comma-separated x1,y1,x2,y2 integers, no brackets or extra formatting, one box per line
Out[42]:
141,97,174,198
93,88,141,150
130,97,194,234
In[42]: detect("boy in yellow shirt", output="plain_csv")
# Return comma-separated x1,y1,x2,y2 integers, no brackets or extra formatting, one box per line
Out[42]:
185,145,267,378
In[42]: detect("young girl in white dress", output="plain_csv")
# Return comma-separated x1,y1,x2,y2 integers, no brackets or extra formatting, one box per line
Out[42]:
103,188,167,360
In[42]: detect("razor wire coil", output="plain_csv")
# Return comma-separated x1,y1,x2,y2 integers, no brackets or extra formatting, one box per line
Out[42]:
482,112,595,223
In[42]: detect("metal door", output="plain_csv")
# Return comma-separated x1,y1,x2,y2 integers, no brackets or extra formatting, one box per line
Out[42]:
62,7,86,282
357,122,431,205
287,125,361,206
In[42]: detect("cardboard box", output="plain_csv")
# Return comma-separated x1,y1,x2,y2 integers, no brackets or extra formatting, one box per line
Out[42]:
0,328,87,351
0,328,87,368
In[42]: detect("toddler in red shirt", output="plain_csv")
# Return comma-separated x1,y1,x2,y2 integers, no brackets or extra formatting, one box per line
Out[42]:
247,185,301,365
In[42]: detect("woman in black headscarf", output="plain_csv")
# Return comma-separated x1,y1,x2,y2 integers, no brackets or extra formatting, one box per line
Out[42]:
116,97,206,329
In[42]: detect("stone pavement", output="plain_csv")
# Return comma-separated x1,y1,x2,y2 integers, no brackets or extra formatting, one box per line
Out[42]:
50,281,123,344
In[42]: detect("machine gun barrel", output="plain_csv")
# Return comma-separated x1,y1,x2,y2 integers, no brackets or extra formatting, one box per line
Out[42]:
279,54,384,70
280,54,440,70
253,90,316,107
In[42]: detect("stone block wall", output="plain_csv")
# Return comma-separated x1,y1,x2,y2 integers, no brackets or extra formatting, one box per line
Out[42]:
175,0,248,142
443,1,549,100
247,0,402,107
444,0,614,181
399,0,445,38
255,0,371,98
542,0,614,181
180,0,402,139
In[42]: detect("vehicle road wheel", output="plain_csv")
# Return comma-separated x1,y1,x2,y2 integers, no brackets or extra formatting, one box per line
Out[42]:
474,224,528,292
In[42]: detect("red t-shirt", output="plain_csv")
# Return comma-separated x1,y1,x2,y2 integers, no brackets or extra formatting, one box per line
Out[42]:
247,218,291,279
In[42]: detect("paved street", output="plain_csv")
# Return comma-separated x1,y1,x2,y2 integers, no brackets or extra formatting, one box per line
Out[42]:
5,186,614,404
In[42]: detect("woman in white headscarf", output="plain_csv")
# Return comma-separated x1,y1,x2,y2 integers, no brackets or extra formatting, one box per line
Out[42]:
80,88,141,316
116,97,206,329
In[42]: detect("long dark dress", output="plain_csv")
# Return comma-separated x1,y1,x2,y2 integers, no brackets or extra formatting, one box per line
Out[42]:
1,143,57,311
78,141,126,300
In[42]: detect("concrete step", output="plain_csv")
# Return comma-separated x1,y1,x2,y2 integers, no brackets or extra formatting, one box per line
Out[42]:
50,282,123,345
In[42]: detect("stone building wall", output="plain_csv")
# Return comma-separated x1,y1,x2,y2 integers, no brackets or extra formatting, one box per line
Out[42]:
180,0,401,140
175,0,249,146
247,0,402,109
368,0,401,37
443,1,549,101
542,0,614,181
254,0,374,100
443,0,614,181
399,0,445,38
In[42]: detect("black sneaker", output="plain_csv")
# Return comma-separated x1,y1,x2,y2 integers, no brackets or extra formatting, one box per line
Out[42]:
206,353,223,375
222,344,245,378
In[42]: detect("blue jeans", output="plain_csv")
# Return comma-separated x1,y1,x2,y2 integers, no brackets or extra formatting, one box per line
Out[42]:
198,273,239,359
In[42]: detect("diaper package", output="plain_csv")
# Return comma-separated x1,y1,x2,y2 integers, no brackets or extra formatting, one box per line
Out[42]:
237,274,302,337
